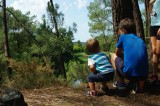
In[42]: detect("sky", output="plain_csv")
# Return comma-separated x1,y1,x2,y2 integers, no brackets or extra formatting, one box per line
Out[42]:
6,0,94,42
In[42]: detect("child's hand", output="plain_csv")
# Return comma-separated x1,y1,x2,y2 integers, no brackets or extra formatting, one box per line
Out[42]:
157,28,160,36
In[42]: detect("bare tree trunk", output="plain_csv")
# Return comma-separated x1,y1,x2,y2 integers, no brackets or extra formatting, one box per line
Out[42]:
145,0,150,37
49,0,66,80
2,0,10,58
132,0,145,41
111,0,133,38
145,0,152,67
2,0,12,79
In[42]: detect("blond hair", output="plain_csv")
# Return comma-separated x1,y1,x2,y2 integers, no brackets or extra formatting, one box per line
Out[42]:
86,38,100,54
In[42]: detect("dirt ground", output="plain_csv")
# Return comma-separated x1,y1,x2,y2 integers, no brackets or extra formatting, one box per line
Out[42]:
22,80,160,106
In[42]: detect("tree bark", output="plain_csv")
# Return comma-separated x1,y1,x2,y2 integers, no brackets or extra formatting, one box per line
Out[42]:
2,0,12,79
112,0,133,35
49,0,66,80
112,0,145,41
145,0,150,37
132,0,145,41
2,0,10,58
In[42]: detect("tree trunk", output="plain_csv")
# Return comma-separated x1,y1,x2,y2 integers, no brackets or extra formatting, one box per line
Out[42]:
132,0,145,41
145,0,150,37
2,0,10,58
112,0,145,41
49,0,66,80
2,0,12,79
112,0,133,35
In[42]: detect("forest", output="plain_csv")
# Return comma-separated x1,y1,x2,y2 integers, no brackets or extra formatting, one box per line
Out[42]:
0,0,160,105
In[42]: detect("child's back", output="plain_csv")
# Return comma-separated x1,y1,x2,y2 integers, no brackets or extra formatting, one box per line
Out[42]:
117,33,149,76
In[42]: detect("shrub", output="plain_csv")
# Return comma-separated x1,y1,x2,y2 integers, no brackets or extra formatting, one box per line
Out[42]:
3,57,55,89
67,61,89,86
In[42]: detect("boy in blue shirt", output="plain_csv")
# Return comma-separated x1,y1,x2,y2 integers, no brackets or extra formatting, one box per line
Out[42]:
85,38,114,96
111,18,149,93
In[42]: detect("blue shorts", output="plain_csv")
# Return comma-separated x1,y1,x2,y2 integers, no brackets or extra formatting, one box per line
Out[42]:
87,72,114,82
115,57,148,82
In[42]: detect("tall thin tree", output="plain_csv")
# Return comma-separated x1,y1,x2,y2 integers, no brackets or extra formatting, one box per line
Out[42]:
2,0,10,58
47,0,66,80
132,0,145,40
2,0,12,78
145,0,150,37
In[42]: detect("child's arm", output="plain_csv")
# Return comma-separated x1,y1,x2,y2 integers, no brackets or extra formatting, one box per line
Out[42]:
88,65,96,73
149,0,155,14
88,58,96,73
158,28,160,36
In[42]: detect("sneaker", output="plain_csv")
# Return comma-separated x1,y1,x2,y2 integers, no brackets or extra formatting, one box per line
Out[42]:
131,89,144,94
130,83,143,94
85,90,98,96
150,75,159,85
113,81,126,90
100,86,109,93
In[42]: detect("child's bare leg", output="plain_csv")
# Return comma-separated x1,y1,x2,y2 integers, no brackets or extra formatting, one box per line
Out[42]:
139,80,144,92
88,82,96,91
153,53,158,75
151,37,158,76
155,40,160,75
110,53,117,71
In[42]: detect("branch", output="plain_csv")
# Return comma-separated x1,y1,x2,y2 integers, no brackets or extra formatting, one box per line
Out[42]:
0,5,39,44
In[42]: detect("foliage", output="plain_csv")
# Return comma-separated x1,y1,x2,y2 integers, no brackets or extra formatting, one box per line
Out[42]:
74,52,88,63
4,7,37,59
87,0,114,52
87,0,112,37
94,35,116,52
41,0,77,79
67,61,89,85
73,40,85,52
0,0,138,89
2,57,55,89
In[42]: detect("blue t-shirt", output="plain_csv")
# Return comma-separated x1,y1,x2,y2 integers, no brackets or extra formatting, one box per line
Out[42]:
116,34,149,76
151,0,160,26
88,52,114,74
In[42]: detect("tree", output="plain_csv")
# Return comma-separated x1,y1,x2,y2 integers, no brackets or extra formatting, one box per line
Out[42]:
144,0,150,37
2,0,10,58
112,0,145,40
45,0,77,80
132,0,145,40
88,0,112,36
1,7,38,60
2,0,12,78
111,0,133,35
88,0,112,51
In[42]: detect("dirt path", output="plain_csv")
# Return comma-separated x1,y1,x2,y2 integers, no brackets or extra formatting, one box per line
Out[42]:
22,82,160,106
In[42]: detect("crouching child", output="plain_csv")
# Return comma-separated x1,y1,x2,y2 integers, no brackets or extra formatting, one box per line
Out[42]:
85,38,114,96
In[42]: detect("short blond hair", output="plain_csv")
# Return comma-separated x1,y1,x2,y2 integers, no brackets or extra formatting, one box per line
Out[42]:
86,38,100,54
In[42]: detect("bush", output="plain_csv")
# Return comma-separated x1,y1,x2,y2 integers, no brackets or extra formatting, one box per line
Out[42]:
2,57,55,89
67,61,89,85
